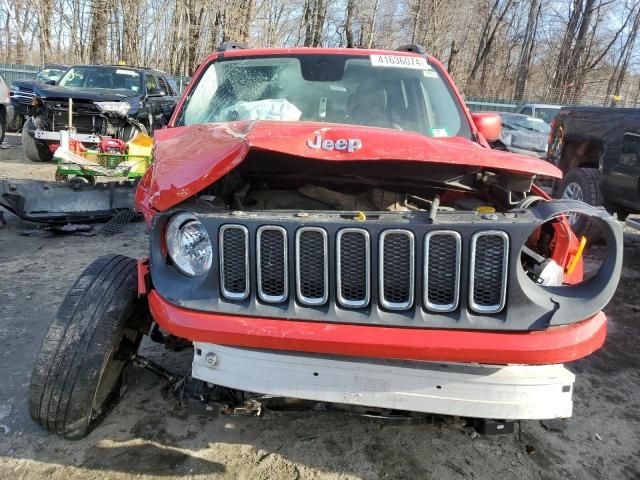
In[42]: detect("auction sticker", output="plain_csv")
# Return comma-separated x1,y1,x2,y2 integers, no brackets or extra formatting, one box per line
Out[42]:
370,54,431,70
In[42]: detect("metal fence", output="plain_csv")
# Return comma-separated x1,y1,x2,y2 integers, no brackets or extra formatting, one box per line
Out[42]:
0,63,39,85
464,97,519,113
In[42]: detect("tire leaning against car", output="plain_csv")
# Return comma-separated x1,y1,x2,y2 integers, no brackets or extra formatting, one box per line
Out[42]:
559,167,602,238
29,255,148,439
22,117,54,162
0,107,6,145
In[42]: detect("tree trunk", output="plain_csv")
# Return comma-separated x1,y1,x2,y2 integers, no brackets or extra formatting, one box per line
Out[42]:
513,0,541,101
121,0,140,65
345,0,355,48
447,39,459,75
89,0,110,64
468,0,513,83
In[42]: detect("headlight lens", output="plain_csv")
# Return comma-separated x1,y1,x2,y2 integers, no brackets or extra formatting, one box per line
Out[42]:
95,101,131,116
166,213,212,277
10,85,20,93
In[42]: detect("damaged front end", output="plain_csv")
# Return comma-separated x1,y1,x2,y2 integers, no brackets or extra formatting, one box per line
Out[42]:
137,121,622,421
29,97,145,146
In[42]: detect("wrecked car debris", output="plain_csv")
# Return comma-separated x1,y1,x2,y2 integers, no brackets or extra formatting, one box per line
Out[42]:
0,179,136,224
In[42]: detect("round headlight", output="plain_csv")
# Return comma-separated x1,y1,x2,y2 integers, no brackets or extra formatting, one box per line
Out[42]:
166,212,212,277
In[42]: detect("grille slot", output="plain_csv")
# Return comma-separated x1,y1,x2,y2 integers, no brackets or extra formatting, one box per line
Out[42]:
257,226,288,303
379,230,415,310
424,231,461,312
469,231,509,313
296,227,329,305
219,225,249,300
337,228,370,308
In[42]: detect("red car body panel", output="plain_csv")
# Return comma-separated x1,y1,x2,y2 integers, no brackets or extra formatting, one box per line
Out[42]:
147,288,606,365
142,121,562,213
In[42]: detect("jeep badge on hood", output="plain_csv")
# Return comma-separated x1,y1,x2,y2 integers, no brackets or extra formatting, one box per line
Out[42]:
307,134,362,152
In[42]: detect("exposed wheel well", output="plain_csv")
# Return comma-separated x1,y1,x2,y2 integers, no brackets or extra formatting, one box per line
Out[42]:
559,139,602,174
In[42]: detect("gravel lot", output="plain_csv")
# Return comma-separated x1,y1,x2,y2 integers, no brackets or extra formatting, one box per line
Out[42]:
0,132,639,479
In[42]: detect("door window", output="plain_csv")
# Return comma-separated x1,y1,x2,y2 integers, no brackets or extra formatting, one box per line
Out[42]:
157,76,172,95
621,133,640,167
145,74,160,94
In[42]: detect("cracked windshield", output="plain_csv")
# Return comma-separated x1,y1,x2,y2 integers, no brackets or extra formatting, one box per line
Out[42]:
178,55,471,138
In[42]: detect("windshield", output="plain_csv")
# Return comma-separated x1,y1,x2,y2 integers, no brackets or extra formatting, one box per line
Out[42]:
177,54,471,138
35,68,66,83
503,115,550,134
58,67,142,96
533,107,560,123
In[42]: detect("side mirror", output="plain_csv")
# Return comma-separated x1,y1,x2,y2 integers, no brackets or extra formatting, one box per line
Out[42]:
46,80,56,85
471,112,501,143
147,88,165,97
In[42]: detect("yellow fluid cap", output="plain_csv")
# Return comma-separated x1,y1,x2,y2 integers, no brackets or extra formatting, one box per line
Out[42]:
476,206,496,214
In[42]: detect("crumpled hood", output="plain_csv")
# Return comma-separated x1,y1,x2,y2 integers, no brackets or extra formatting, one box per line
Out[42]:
11,79,41,90
32,84,131,102
147,121,561,211
500,129,548,153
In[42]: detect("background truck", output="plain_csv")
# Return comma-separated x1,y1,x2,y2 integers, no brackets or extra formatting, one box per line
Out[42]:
548,107,640,235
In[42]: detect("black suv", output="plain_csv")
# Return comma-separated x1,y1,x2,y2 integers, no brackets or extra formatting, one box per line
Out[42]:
22,65,178,162
10,64,68,121
548,107,640,234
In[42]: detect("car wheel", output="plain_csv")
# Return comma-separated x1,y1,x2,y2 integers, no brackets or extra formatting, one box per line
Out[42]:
22,117,54,162
560,167,602,238
29,255,147,439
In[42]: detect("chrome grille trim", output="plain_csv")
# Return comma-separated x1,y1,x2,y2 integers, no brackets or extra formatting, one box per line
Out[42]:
219,224,250,300
336,228,371,308
295,227,329,306
379,229,415,311
469,231,509,314
256,226,288,303
424,231,462,312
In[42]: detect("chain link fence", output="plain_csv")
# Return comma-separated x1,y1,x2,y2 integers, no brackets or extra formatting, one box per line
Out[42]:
0,63,40,85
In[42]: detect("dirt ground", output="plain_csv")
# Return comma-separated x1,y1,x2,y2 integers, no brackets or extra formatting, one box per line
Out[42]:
0,131,638,480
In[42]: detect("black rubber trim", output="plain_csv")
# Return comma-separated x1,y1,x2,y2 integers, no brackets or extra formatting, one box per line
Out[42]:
149,201,622,332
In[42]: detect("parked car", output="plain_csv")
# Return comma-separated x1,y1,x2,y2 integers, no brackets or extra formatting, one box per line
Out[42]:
517,103,562,124
22,64,178,162
548,106,640,234
9,64,68,121
491,112,550,158
28,44,622,439
0,72,14,144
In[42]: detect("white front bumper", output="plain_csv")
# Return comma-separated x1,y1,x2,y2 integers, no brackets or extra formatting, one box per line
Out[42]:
193,343,575,420
34,129,101,143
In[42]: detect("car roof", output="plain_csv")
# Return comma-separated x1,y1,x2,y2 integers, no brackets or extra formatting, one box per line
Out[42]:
521,103,562,108
67,64,166,74
42,64,68,70
201,46,432,64
499,112,533,120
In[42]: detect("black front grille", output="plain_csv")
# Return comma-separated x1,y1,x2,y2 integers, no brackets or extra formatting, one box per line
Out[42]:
296,228,328,305
220,225,249,299
212,221,509,317
257,226,287,302
425,232,461,311
470,233,508,313
337,229,370,307
43,101,103,133
380,230,414,310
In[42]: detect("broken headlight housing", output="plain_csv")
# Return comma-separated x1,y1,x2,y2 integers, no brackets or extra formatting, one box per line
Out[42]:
166,212,213,277
95,101,131,116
